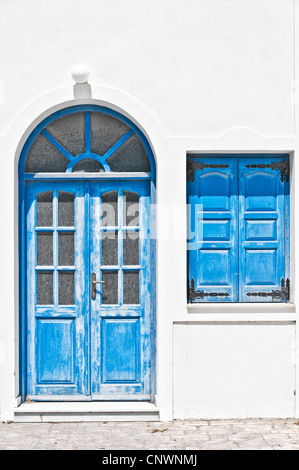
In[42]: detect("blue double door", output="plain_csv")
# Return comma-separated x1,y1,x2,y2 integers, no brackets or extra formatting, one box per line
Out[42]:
25,180,152,400
188,156,289,302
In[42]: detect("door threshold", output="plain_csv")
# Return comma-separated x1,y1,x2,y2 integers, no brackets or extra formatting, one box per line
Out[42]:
14,401,159,423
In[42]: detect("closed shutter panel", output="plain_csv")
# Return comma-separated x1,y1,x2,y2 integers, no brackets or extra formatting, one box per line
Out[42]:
239,157,287,302
187,157,238,302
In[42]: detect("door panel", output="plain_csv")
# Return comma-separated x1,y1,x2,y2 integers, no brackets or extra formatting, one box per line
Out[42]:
26,181,89,399
90,181,152,400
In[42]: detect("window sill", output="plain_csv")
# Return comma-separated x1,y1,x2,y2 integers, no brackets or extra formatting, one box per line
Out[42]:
175,303,297,323
187,303,295,314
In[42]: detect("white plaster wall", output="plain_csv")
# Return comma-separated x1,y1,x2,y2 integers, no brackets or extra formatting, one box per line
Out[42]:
0,0,298,421
0,0,294,137
173,323,296,419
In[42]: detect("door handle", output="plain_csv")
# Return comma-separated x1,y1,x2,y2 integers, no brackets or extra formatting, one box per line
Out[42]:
91,272,105,300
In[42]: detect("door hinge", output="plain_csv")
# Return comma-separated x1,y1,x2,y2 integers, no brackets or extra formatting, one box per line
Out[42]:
246,278,290,302
245,160,289,183
187,161,229,182
188,278,229,302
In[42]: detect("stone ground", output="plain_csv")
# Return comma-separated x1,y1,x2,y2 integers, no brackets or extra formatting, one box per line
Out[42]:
0,419,299,450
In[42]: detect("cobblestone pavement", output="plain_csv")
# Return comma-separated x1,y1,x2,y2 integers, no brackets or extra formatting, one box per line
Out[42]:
0,419,299,450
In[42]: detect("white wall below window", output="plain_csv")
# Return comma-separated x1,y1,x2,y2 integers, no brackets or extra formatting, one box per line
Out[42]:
173,323,295,419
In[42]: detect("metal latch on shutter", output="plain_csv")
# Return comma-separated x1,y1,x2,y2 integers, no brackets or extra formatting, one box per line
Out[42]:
187,161,229,182
246,278,290,301
188,278,230,302
245,160,289,183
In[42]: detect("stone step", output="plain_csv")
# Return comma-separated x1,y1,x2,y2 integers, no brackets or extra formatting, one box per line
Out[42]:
14,402,159,423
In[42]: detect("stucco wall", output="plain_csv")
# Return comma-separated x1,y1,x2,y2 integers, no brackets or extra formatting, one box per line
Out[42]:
0,0,298,421
0,0,295,137
174,323,295,419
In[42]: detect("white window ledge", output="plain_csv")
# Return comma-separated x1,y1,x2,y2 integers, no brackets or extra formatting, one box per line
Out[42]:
187,303,295,313
178,303,297,323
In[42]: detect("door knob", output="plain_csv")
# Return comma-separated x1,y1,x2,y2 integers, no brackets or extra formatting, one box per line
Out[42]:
91,272,104,300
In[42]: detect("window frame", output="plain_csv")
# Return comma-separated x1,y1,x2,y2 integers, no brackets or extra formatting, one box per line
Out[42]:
186,153,291,305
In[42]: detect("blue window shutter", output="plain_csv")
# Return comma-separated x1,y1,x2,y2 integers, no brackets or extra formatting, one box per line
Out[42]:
187,157,238,302
239,157,287,302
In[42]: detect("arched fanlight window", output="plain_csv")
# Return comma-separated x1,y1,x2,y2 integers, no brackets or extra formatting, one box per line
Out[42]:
23,106,152,174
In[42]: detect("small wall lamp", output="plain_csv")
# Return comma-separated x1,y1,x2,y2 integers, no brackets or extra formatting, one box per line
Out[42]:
71,64,92,99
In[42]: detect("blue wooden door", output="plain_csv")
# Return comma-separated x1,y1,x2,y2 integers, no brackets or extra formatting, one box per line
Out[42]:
187,157,239,302
25,180,152,400
90,181,152,400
